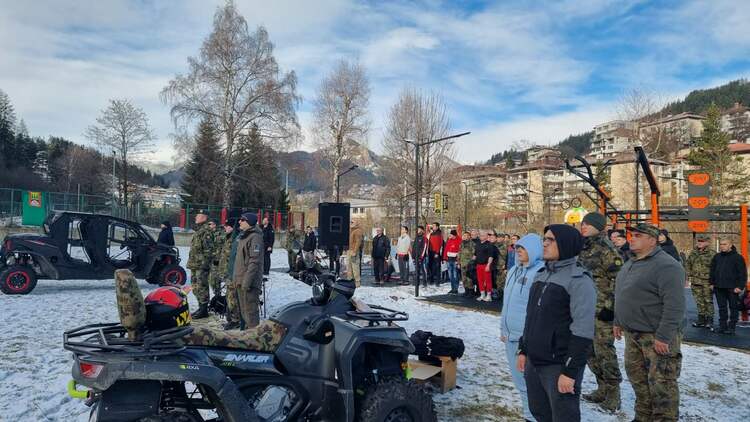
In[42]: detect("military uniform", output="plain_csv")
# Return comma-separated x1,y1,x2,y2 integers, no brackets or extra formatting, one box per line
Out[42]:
234,225,264,328
459,239,475,292
685,244,715,327
493,240,508,295
207,229,224,298
216,231,239,325
115,269,145,340
187,221,214,307
285,228,302,271
578,231,623,411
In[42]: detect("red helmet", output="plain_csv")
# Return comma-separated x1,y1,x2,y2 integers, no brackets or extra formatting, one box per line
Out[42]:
144,286,191,331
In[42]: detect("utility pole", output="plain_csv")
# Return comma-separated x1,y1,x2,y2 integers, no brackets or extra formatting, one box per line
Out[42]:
402,131,470,297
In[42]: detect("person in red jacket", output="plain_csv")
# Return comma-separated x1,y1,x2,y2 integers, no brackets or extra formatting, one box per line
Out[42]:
443,229,462,294
427,222,444,285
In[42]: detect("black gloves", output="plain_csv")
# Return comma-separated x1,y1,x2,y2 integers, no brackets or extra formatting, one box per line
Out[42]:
598,308,615,322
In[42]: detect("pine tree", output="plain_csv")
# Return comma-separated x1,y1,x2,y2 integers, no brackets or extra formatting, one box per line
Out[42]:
687,103,750,203
181,118,223,205
276,188,290,213
232,124,283,208
0,89,17,167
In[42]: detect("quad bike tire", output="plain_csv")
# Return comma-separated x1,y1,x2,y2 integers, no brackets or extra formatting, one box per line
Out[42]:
0,265,38,295
359,378,437,422
158,264,187,286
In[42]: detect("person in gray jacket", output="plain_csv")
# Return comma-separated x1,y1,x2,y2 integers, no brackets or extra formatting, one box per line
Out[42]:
516,224,596,422
613,223,686,422
501,233,544,422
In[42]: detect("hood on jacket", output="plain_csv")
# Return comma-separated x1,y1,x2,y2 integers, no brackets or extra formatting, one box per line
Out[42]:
514,233,543,268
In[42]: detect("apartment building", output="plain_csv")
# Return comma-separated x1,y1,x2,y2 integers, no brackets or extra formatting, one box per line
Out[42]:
721,102,750,143
590,120,637,160
639,112,704,148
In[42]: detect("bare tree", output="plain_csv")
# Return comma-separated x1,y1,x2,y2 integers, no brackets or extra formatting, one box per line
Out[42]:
381,88,455,223
616,87,685,160
312,59,370,200
160,1,301,208
85,99,155,214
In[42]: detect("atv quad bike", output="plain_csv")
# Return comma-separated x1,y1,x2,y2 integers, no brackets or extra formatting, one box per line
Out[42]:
64,271,436,422
0,211,185,294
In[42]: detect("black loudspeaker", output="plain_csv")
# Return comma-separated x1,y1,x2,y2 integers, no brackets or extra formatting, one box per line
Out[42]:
318,202,350,249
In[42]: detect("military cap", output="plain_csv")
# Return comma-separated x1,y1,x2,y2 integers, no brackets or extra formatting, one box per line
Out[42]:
196,209,207,216
628,223,660,238
696,233,710,241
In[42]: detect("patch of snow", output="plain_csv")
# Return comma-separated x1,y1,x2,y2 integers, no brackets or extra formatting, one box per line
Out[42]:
0,248,748,421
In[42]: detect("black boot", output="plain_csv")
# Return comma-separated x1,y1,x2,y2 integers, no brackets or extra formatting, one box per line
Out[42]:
691,315,705,328
191,303,209,319
724,321,736,335
712,322,727,333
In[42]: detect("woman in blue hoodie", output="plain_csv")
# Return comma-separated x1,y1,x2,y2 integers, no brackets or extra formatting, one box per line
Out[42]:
501,233,544,422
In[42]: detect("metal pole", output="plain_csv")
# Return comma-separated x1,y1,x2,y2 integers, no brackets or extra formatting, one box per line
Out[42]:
415,142,420,298
336,174,340,203
77,184,81,211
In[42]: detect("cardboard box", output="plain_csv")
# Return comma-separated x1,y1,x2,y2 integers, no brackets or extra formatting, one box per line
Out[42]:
408,356,458,393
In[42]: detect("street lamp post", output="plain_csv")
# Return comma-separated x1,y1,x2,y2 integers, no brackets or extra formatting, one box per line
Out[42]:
336,165,358,203
402,131,470,297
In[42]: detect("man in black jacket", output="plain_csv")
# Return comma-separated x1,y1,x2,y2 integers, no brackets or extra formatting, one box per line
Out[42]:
658,229,682,264
412,226,428,287
302,226,317,268
261,217,275,275
371,227,391,285
710,238,747,335
516,224,596,422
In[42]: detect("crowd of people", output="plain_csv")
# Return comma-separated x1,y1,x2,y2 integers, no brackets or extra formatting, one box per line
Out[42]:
179,210,748,422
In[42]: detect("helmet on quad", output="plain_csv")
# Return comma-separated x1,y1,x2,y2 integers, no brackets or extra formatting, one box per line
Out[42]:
144,286,191,331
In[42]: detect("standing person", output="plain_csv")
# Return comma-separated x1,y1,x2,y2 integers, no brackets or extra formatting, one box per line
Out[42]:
427,223,444,285
371,227,391,285
473,231,495,302
285,226,301,273
302,226,317,268
577,212,623,412
443,229,461,294
611,230,630,261
471,229,481,249
516,224,595,422
347,220,364,287
685,234,716,329
459,231,475,296
262,217,275,275
507,234,519,269
412,226,429,287
613,224,685,422
500,233,544,422
709,238,747,335
489,231,504,301
233,213,264,329
658,229,682,264
187,210,214,319
158,221,175,246
207,220,225,301
218,220,240,330
396,226,412,286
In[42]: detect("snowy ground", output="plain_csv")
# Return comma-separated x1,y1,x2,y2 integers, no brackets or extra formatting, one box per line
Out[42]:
1,248,749,421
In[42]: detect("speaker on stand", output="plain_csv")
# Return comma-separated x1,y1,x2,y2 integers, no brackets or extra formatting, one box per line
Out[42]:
317,202,351,275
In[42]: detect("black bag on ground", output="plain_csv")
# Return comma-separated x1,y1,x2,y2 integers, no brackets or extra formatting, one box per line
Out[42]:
429,335,465,360
409,330,432,357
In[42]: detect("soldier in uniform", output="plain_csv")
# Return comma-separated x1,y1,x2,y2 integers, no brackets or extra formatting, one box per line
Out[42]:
285,226,301,272
187,210,214,319
207,220,223,300
459,231,475,296
218,220,240,330
578,212,623,412
234,212,264,329
686,234,715,328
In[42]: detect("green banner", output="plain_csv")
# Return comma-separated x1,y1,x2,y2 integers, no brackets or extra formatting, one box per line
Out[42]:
22,191,47,226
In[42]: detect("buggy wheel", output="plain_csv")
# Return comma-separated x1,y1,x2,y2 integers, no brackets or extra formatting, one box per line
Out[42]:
159,264,187,286
0,265,37,295
358,379,436,422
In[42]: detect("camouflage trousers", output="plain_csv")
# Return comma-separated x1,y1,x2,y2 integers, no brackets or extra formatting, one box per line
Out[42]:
208,266,223,297
226,280,240,324
461,263,474,290
587,319,622,385
190,268,210,305
690,282,714,319
350,253,362,287
624,331,682,422
286,249,296,271
238,288,260,328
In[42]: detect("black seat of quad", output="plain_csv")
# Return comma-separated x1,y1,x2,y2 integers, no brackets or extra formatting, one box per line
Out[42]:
111,259,132,269
113,269,286,353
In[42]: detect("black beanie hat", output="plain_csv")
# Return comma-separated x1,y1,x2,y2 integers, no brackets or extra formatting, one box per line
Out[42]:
582,212,606,231
544,224,584,261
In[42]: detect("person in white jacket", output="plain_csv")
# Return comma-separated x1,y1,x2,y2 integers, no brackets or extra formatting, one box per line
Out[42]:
501,233,544,422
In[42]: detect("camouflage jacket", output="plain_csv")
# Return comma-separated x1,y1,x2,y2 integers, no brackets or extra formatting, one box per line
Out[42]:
459,239,474,267
495,241,508,270
215,231,236,277
685,247,714,284
285,229,302,251
578,231,623,312
187,222,214,270
208,230,224,267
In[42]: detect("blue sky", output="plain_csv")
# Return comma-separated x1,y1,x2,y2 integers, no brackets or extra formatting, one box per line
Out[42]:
1,0,749,164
